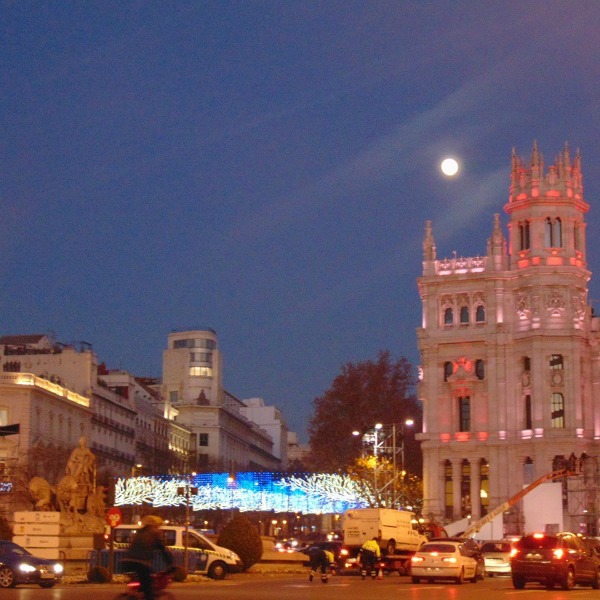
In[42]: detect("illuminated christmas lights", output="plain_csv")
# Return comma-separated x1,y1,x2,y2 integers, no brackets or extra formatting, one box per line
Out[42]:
114,472,369,514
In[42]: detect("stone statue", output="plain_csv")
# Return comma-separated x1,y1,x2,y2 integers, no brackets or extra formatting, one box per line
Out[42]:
27,438,105,534
28,476,55,511
65,436,96,512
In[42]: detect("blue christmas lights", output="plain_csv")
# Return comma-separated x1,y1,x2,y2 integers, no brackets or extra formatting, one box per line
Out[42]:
114,472,369,514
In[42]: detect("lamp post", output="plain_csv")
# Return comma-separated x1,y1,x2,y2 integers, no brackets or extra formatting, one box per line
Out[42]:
400,419,414,474
392,419,414,507
177,473,197,574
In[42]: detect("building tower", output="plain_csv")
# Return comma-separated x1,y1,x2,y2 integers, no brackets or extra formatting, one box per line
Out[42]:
416,143,600,533
162,328,280,471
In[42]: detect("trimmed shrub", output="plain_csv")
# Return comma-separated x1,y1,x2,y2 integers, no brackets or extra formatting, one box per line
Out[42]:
217,514,262,570
169,565,187,582
87,566,112,583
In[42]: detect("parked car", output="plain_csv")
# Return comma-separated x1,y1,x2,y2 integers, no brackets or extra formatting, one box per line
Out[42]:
0,540,63,588
481,540,515,576
429,537,484,580
411,540,479,584
510,532,600,590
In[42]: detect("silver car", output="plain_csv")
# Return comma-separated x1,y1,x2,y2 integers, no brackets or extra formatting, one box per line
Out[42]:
481,540,513,576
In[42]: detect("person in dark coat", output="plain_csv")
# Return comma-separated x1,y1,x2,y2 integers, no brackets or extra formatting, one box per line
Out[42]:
123,515,173,600
306,546,330,583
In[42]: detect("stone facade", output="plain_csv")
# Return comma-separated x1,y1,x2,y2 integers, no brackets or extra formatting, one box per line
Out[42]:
417,144,600,534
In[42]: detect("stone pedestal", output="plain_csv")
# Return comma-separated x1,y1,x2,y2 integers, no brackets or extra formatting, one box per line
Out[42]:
13,511,103,560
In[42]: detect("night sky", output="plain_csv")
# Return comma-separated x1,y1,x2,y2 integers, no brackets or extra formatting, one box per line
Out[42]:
3,2,600,442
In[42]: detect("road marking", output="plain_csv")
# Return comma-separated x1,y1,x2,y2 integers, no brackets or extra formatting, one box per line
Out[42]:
286,583,351,587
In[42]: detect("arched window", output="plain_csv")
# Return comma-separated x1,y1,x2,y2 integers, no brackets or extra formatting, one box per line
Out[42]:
444,307,453,325
550,354,563,369
475,359,484,380
461,459,471,517
545,217,552,247
524,395,532,429
519,221,530,250
551,393,565,428
460,306,469,324
475,305,485,322
444,460,453,520
479,459,489,516
444,361,453,381
574,222,581,251
458,396,471,432
545,217,563,248
553,218,562,247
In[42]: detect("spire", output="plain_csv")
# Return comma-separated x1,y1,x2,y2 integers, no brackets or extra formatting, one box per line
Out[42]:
487,213,506,257
530,140,543,179
423,220,436,262
508,142,584,201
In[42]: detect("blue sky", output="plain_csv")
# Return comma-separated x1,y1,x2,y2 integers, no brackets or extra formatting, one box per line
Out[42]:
3,1,600,442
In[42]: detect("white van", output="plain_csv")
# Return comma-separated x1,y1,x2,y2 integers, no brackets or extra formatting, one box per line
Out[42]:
112,524,242,579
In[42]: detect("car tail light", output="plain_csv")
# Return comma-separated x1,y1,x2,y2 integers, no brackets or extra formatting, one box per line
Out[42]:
340,549,348,556
509,548,519,558
533,533,545,539
553,548,564,560
442,557,458,563
411,556,424,563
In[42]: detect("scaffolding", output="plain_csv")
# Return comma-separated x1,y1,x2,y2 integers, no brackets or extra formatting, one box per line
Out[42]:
564,454,600,535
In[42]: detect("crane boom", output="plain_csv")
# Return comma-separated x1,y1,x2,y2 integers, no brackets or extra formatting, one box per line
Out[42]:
462,468,576,538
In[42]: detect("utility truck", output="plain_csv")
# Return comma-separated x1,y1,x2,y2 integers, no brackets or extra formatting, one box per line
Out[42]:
343,508,428,574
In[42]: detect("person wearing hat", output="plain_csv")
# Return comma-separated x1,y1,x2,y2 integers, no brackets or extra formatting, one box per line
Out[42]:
123,516,173,600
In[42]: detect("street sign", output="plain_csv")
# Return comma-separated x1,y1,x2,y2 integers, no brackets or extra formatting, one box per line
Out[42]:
106,507,123,528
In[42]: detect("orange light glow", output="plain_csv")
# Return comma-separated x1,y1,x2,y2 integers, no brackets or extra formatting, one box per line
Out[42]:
546,190,560,197
455,432,470,442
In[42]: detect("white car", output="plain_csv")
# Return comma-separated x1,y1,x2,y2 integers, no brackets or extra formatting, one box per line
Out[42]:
411,541,479,584
481,540,514,576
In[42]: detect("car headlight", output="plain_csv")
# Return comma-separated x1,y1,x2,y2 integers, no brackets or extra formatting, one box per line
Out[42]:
53,564,64,574
19,563,37,573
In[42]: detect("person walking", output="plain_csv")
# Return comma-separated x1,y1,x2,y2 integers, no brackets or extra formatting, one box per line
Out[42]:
360,537,381,580
123,515,173,600
307,546,330,583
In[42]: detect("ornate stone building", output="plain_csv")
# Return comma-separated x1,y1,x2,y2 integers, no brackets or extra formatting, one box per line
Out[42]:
417,143,600,534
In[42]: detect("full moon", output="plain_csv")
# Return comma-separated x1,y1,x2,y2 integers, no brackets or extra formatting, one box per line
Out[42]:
441,157,459,176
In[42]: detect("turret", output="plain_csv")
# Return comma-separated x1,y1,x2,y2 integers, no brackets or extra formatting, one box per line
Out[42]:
505,142,589,269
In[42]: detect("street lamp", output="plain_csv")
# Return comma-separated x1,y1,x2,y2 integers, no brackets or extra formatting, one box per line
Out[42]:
392,419,414,507
177,472,197,573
